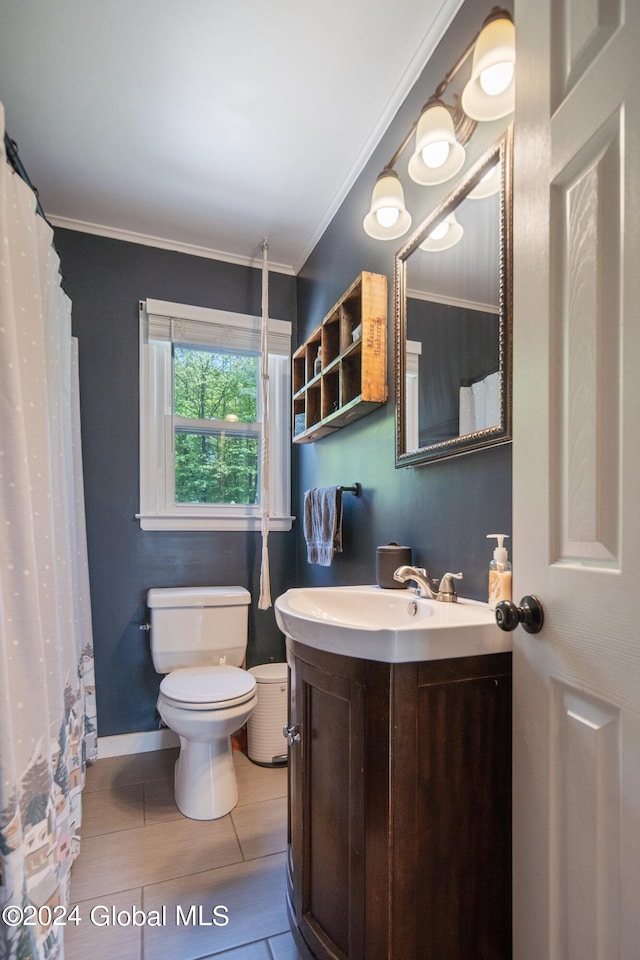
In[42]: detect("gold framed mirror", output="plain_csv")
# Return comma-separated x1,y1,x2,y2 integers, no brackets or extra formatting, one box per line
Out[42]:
394,127,512,466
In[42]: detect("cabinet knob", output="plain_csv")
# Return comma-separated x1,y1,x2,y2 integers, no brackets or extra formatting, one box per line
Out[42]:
495,595,544,634
283,723,301,745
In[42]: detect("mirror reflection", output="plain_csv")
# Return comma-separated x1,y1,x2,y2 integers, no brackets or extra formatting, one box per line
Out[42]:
395,129,512,466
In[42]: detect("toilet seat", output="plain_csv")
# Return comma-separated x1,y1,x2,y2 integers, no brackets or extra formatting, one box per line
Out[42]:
159,664,256,711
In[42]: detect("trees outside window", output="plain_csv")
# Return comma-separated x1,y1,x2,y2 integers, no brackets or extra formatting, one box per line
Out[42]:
173,346,259,505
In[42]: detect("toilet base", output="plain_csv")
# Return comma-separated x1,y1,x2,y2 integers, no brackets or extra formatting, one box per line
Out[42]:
174,735,238,820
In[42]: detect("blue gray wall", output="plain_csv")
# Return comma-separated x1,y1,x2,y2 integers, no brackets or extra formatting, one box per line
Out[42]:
56,0,512,740
293,0,512,598
55,230,297,736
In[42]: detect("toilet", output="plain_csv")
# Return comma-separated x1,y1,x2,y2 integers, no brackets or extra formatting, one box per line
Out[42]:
147,585,257,821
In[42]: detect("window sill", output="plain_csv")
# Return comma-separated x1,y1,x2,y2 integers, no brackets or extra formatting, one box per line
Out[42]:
136,514,294,532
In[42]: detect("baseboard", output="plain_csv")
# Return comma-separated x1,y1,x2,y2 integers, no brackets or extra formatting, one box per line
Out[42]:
97,729,179,758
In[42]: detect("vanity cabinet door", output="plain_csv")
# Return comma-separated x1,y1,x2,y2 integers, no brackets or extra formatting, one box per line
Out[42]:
286,643,369,960
412,657,512,959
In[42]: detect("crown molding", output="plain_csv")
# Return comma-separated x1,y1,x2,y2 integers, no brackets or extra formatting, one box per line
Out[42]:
291,0,465,275
407,286,499,314
50,1,464,279
49,215,296,276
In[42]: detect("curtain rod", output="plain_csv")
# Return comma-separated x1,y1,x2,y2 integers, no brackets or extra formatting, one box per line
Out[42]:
3,131,52,227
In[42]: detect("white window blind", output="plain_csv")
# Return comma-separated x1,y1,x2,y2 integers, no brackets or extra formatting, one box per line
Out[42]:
145,298,291,356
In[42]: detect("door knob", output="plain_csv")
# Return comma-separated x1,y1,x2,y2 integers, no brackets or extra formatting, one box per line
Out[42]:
283,723,301,745
495,595,544,634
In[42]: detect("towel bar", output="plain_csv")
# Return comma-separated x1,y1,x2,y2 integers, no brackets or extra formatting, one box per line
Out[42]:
337,483,361,496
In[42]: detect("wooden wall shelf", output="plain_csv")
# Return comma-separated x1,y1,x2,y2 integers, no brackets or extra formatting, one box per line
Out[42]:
292,271,387,443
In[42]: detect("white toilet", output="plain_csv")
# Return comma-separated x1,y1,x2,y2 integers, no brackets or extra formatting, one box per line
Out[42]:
147,585,258,821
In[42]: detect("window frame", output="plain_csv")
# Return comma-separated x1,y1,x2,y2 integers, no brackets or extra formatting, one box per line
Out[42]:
138,298,293,532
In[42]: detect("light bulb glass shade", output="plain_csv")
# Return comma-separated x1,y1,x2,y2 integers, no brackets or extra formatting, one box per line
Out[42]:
480,60,514,96
419,212,464,252
467,161,501,198
461,15,515,121
422,139,450,169
363,169,412,240
408,102,465,185
376,206,400,228
429,220,450,241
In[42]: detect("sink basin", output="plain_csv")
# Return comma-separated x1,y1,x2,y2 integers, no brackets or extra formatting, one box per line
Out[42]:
274,584,511,663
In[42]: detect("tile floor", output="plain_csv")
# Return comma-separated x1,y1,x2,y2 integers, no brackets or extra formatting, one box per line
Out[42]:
66,747,300,960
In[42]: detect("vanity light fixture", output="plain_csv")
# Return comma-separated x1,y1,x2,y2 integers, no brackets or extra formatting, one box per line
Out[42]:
363,168,412,240
419,212,464,252
363,6,514,241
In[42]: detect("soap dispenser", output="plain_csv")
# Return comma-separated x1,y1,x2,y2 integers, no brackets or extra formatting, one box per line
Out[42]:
486,534,512,610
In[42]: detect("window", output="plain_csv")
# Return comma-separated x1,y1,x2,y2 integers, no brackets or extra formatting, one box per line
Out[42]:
138,298,292,531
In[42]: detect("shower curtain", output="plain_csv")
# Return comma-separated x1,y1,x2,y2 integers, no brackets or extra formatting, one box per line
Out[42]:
0,104,97,960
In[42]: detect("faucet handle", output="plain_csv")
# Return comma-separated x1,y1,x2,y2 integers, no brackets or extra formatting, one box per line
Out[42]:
437,571,463,602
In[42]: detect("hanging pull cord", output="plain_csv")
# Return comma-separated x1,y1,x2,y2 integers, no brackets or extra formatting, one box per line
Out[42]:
258,238,272,610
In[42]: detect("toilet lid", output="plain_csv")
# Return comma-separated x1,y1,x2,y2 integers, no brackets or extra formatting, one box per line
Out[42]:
160,665,256,705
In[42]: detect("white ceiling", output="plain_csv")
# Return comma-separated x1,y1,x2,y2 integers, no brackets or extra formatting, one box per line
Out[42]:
0,0,463,274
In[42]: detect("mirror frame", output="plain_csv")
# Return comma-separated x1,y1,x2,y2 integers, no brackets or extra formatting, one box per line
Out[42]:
394,126,513,467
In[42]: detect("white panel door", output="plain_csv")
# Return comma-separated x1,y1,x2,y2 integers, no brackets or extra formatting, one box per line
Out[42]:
512,1,640,957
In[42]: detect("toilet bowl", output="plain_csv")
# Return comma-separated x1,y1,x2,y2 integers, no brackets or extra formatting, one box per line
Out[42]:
157,665,257,820
147,586,256,821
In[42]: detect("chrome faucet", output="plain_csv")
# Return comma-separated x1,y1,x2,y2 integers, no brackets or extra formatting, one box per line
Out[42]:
393,565,463,602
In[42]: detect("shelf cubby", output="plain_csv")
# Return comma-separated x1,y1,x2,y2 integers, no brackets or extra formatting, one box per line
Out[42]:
322,311,341,367
321,368,340,420
341,348,362,406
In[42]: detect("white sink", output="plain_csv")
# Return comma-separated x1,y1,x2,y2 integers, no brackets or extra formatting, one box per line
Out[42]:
274,584,510,663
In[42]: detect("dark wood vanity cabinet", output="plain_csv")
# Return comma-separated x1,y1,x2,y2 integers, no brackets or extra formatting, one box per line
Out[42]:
285,638,512,960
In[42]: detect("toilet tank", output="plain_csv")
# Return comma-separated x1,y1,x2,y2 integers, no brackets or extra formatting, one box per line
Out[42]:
147,586,251,673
